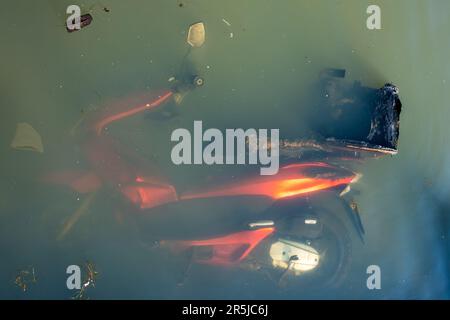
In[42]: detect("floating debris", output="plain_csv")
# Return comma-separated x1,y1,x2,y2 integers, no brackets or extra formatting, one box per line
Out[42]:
222,18,231,27
14,267,37,292
73,261,98,300
168,76,176,82
11,122,44,153
187,22,205,47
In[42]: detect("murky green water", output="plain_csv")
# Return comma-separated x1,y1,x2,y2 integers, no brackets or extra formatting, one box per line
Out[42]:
0,0,449,299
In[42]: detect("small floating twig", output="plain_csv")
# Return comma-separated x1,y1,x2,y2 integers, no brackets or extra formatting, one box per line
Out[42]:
222,18,231,26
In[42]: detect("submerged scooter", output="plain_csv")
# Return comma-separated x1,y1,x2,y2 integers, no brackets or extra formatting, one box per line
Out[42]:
42,66,401,289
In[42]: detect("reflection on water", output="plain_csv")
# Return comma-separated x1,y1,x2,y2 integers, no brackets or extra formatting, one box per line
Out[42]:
0,0,449,299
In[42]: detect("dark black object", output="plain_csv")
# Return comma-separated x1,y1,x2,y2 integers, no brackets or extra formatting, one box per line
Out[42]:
366,83,401,150
301,69,402,157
